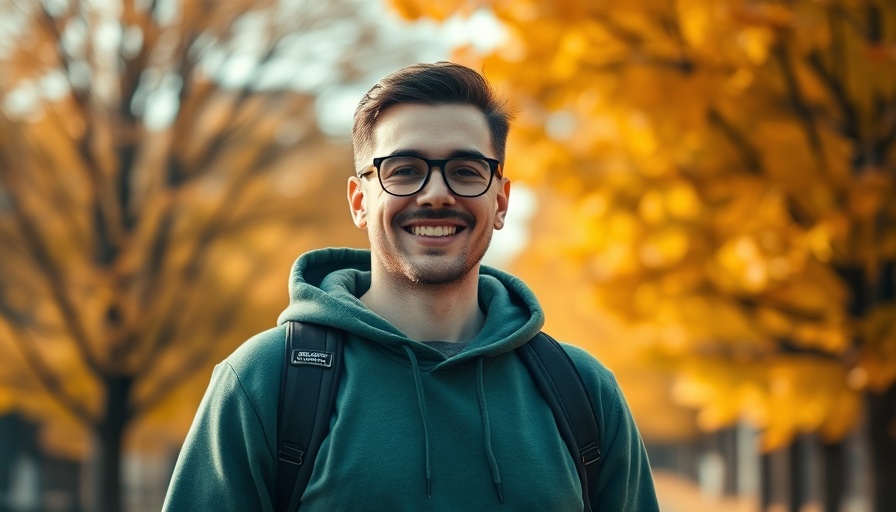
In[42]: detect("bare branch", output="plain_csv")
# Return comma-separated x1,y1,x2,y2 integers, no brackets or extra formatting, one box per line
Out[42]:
129,316,226,419
32,104,94,240
128,345,210,420
0,148,105,377
168,45,286,186
738,296,830,325
776,338,845,361
132,169,263,369
5,323,96,426
129,253,267,417
772,43,824,157
593,13,643,47
708,108,763,175
874,97,896,165
190,92,294,170
132,239,284,416
10,212,104,375
36,2,91,114
805,51,859,141
133,89,304,320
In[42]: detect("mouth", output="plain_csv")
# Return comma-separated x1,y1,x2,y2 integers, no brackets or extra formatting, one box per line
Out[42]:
404,225,465,237
397,210,474,239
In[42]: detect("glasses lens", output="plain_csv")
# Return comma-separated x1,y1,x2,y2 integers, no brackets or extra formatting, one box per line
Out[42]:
444,159,492,196
379,157,428,195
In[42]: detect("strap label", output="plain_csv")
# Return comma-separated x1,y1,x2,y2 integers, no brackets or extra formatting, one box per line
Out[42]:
291,350,334,368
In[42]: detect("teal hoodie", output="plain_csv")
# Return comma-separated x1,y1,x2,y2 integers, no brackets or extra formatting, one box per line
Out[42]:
163,248,659,511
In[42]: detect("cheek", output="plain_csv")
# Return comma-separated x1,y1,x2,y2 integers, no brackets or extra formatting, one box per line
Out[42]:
368,198,400,230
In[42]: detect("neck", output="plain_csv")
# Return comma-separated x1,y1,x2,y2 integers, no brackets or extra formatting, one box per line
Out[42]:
360,267,484,343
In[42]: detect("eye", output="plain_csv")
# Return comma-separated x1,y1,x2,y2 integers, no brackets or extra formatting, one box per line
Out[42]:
447,160,489,181
390,165,425,176
381,157,427,180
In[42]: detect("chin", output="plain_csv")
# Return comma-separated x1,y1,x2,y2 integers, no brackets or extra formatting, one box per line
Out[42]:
402,257,479,285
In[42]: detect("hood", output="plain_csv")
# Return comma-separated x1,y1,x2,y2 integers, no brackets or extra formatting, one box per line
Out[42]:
276,247,544,365
276,247,549,503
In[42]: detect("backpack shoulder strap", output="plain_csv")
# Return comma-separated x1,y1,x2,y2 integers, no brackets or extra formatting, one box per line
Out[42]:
517,332,601,512
275,321,344,512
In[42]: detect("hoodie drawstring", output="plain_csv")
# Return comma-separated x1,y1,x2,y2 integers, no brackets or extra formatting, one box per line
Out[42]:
402,347,505,504
403,346,433,497
477,358,504,503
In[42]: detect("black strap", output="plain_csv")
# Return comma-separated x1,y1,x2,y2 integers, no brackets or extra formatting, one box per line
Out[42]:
275,322,344,512
518,332,601,512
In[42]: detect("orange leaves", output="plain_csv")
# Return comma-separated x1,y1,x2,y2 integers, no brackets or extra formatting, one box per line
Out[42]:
665,183,702,220
0,0,384,466
387,0,475,21
672,357,861,450
714,233,786,294
400,0,896,445
638,227,691,269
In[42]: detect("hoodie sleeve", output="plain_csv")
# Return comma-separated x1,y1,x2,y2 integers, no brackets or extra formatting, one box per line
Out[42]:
163,362,276,511
561,343,661,512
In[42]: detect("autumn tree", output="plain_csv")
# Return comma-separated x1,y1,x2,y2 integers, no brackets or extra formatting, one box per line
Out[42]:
390,0,896,510
0,0,430,510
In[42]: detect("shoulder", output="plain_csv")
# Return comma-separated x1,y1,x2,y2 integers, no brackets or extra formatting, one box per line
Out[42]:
556,341,620,398
225,324,287,372
553,340,635,426
217,324,287,404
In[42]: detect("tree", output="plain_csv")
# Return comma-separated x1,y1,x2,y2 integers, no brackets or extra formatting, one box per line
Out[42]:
389,0,896,509
0,0,428,509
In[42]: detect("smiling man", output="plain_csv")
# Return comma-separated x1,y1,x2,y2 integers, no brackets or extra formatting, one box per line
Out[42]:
163,62,660,511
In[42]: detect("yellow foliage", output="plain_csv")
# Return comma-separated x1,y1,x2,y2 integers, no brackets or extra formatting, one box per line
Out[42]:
0,0,372,467
666,182,701,220
398,0,896,446
670,357,861,450
637,227,690,269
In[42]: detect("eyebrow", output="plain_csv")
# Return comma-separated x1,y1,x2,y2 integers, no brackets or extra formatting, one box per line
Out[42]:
385,149,491,160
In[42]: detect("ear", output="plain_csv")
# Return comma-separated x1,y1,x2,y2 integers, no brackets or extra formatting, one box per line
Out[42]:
493,177,511,230
347,177,367,229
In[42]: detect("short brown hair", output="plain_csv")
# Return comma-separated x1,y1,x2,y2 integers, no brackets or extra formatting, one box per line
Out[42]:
352,61,512,173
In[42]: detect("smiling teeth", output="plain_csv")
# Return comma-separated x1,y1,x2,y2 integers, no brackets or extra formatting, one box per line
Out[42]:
412,226,457,237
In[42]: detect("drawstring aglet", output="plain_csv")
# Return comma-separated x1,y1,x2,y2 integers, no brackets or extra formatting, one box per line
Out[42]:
427,477,433,498
495,482,504,503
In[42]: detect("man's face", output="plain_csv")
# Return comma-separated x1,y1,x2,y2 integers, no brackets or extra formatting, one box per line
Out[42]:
348,103,510,285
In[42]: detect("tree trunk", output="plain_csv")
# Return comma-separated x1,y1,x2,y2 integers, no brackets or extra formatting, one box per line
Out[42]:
819,438,845,512
869,385,896,512
760,451,772,512
788,436,808,512
94,376,133,512
718,426,738,496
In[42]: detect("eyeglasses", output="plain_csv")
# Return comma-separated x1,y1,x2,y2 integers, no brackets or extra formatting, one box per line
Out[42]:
359,155,502,198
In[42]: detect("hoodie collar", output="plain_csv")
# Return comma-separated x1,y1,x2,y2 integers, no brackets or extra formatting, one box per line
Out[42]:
277,248,544,365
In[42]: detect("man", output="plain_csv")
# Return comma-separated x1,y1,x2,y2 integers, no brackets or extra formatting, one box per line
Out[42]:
163,62,659,511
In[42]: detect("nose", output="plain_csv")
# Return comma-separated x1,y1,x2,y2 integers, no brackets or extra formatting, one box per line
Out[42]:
416,167,456,207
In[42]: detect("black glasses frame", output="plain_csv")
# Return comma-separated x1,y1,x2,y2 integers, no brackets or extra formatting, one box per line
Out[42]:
360,156,502,198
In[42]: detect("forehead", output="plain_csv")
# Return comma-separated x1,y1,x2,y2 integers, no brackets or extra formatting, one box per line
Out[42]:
371,103,494,158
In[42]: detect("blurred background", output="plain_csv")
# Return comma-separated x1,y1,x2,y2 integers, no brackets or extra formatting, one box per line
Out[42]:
0,0,894,511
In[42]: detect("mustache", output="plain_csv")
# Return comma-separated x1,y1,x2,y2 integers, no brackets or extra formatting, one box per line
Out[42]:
394,209,476,226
